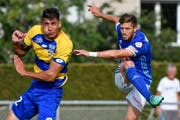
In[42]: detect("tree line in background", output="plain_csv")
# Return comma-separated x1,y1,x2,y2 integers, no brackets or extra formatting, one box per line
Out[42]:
0,0,179,63
1,63,178,100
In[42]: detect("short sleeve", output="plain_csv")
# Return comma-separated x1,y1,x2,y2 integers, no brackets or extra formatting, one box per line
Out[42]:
116,23,123,39
157,79,164,92
115,23,124,48
116,23,120,31
24,25,40,46
53,40,73,66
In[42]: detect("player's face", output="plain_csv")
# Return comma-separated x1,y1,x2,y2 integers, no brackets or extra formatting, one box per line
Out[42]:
120,22,137,41
42,18,61,40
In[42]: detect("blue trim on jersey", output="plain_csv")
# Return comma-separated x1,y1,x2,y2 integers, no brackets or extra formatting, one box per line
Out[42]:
31,76,66,88
116,23,123,49
32,34,57,53
35,57,68,73
61,64,68,73
54,76,67,87
53,58,66,66
35,56,50,71
52,58,68,73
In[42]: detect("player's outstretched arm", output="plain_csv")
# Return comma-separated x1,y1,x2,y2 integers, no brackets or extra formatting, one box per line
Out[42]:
74,49,133,58
88,5,119,24
12,30,30,57
13,54,63,82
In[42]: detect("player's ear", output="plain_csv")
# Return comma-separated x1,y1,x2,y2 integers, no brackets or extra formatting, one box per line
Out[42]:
58,21,62,28
133,25,137,33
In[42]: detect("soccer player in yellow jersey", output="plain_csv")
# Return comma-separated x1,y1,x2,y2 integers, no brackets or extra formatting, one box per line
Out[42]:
6,8,73,120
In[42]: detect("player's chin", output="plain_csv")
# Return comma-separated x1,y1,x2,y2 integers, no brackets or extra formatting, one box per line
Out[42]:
123,37,128,41
46,34,57,40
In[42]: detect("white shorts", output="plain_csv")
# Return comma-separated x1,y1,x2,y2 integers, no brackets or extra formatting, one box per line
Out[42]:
114,67,133,93
114,67,147,112
126,87,147,112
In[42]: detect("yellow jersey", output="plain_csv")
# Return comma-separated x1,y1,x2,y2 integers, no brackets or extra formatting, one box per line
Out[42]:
24,25,73,88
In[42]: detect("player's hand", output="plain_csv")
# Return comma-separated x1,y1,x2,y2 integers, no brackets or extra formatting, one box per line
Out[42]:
73,50,89,57
12,30,26,43
13,54,26,76
88,5,102,17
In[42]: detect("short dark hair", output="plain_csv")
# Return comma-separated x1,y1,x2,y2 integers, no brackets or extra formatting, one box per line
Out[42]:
42,7,60,20
119,13,137,26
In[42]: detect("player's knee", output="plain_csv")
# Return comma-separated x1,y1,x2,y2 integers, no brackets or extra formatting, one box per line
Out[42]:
124,61,135,69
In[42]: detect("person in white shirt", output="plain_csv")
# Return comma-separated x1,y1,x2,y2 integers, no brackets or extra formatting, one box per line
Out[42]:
156,64,180,120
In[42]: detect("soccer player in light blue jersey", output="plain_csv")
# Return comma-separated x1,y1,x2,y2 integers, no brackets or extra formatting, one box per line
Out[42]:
74,5,164,120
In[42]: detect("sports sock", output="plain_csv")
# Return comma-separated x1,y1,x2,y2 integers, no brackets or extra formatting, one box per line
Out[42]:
126,67,151,101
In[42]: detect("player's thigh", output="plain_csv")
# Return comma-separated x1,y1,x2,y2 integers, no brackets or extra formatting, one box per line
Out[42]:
119,61,134,83
11,92,38,120
115,63,130,83
126,101,140,120
38,89,63,120
115,64,133,93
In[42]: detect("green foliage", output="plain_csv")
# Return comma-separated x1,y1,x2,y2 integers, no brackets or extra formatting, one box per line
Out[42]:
1,63,180,100
152,28,180,62
0,1,179,63
0,0,86,41
64,63,126,100
69,3,119,63
96,19,118,50
0,0,119,63
0,64,32,99
0,41,12,63
140,9,180,62
139,10,155,37
0,0,86,63
68,18,118,63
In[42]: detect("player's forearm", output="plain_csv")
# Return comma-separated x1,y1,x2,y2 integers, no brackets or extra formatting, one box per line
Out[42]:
94,49,132,58
96,50,120,58
23,70,58,82
99,13,119,24
74,49,133,58
89,49,133,58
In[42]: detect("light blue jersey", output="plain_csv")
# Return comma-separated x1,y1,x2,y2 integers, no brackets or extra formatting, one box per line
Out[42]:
116,23,152,85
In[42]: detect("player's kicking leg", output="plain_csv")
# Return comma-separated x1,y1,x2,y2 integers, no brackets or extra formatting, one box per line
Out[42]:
124,61,164,107
115,60,164,107
115,62,145,120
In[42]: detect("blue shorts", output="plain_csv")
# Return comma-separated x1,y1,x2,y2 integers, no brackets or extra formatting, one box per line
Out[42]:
12,86,63,120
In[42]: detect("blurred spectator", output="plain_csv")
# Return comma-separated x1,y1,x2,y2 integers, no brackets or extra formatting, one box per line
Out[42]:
156,64,180,120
